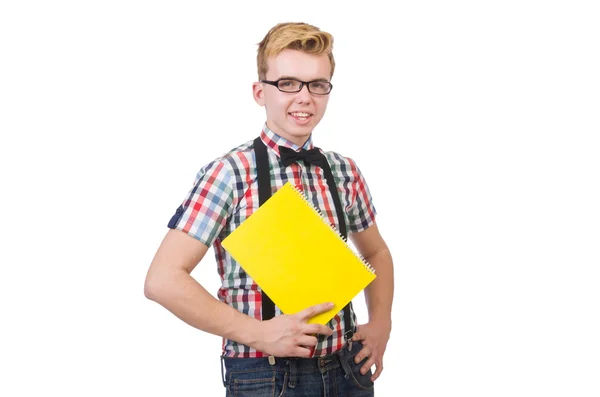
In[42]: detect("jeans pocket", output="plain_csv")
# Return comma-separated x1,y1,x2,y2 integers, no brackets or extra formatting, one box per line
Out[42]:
230,373,276,397
347,355,374,390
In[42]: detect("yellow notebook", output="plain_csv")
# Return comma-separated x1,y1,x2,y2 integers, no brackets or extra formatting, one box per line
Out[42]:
221,181,376,324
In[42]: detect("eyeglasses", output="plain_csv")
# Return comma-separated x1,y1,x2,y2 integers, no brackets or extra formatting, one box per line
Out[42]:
260,78,333,95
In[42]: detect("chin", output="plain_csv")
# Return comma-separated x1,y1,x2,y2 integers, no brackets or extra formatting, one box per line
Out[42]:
287,124,314,136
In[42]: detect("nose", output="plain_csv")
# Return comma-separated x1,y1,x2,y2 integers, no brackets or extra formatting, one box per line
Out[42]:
295,83,313,103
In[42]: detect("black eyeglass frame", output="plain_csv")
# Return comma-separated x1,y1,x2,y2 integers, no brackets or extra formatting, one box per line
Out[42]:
260,78,333,95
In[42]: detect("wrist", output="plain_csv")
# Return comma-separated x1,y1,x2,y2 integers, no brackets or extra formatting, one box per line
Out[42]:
236,317,264,350
368,316,392,331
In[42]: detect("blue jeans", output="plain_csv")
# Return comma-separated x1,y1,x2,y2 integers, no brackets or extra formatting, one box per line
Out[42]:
222,341,374,397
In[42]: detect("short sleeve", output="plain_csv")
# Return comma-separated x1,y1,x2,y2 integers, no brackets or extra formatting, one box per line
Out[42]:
167,160,234,246
347,158,377,233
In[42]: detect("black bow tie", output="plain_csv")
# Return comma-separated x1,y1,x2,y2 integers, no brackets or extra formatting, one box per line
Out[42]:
279,146,324,167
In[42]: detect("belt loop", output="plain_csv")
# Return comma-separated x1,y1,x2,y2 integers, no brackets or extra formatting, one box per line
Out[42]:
288,359,297,389
220,355,226,387
336,348,353,380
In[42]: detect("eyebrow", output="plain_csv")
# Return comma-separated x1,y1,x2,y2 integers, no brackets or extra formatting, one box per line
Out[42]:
278,75,330,82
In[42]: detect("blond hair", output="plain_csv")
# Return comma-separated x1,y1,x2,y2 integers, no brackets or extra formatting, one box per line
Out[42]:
257,22,335,79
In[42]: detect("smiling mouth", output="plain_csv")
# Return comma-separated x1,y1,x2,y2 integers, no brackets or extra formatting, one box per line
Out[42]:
289,112,312,121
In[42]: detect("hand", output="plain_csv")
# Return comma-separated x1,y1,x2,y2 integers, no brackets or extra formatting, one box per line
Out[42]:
255,302,334,357
351,321,391,382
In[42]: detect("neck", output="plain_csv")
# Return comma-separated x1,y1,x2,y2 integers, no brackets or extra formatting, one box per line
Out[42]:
265,123,312,148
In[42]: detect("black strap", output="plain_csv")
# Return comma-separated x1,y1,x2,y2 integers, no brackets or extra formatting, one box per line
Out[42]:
319,156,348,239
316,152,354,340
253,137,277,322
253,137,355,340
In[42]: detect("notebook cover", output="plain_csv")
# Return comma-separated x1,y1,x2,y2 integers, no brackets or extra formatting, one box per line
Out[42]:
221,182,376,324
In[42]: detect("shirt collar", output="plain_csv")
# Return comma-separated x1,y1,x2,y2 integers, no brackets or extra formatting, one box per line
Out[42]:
259,123,315,157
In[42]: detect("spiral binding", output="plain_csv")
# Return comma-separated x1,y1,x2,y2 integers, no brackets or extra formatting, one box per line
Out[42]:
291,184,376,274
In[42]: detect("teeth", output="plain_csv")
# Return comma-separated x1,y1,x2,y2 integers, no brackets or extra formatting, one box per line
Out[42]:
291,112,310,117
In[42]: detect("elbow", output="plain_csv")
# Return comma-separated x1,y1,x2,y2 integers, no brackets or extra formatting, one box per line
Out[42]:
144,272,161,301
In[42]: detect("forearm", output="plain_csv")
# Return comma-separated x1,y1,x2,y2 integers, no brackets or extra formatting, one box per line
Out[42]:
364,247,394,325
145,270,262,347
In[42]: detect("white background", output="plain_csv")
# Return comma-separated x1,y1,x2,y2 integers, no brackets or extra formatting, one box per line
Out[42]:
1,1,599,396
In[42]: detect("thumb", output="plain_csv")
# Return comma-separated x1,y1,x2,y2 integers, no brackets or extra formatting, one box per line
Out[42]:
352,324,365,341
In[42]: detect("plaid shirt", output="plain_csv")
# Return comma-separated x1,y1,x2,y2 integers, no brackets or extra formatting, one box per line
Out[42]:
168,124,377,358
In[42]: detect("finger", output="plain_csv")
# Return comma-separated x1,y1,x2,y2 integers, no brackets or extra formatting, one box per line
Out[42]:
297,302,334,321
305,323,334,336
351,331,364,342
371,360,384,381
293,346,313,358
354,346,371,364
297,335,318,347
361,356,377,376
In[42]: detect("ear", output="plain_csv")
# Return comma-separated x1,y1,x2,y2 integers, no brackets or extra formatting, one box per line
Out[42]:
252,81,265,106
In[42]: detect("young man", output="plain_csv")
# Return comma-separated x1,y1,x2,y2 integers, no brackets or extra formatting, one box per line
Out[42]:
145,22,394,396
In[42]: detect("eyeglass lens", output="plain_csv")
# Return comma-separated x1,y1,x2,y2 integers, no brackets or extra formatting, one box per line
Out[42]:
277,79,331,94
